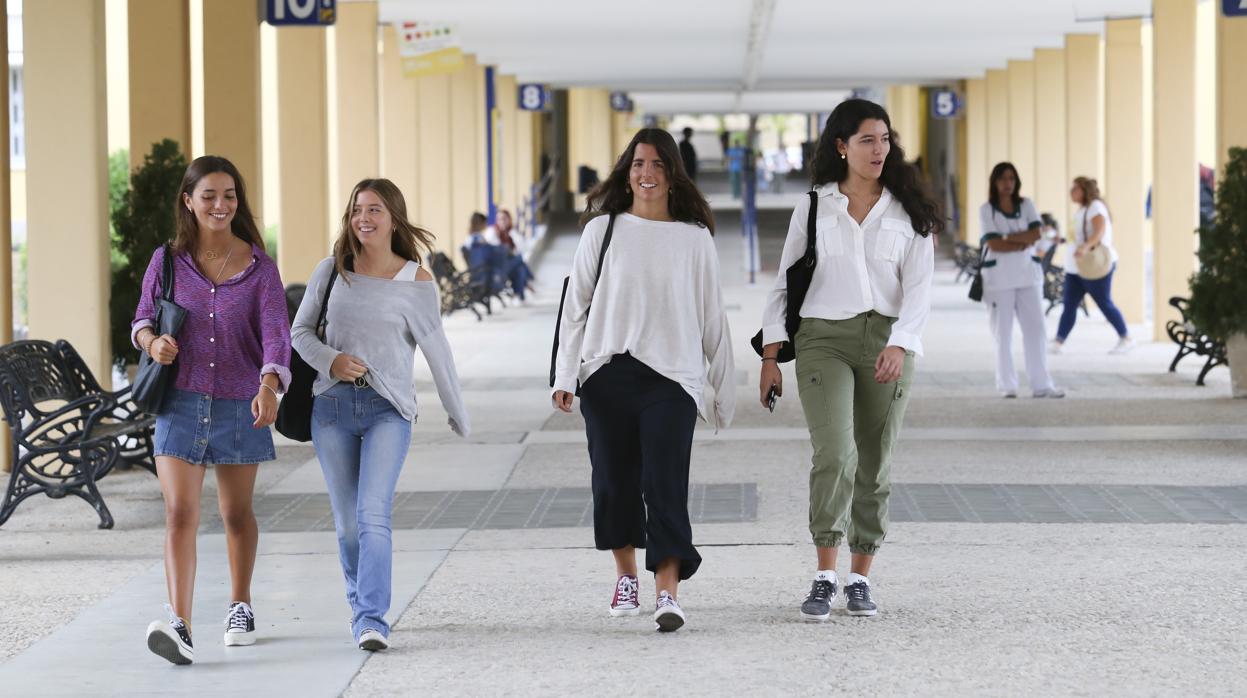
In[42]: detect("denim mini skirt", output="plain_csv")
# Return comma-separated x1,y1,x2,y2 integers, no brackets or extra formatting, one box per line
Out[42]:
154,389,276,465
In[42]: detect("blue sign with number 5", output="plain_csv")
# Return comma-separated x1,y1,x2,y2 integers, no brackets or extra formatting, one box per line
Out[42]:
1224,0,1247,17
931,89,960,119
263,0,336,26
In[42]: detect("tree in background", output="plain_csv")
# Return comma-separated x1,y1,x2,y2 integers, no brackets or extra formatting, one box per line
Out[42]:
1187,147,1247,343
108,139,186,368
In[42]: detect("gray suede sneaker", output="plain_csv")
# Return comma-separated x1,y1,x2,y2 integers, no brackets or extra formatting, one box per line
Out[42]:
800,579,837,621
844,579,878,617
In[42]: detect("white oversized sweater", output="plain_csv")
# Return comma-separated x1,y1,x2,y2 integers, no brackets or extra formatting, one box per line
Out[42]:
552,213,736,430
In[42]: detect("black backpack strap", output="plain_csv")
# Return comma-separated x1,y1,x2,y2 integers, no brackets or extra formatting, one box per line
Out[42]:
315,266,339,340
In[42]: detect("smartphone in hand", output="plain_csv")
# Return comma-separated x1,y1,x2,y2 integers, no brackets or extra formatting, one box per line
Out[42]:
766,385,778,413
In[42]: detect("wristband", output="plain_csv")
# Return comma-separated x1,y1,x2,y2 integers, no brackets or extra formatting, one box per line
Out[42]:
143,334,158,355
761,357,778,363
260,383,279,399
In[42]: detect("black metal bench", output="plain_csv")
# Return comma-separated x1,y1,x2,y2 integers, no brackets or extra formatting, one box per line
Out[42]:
1166,296,1227,386
953,241,979,283
0,340,157,529
1040,245,1089,318
428,252,489,320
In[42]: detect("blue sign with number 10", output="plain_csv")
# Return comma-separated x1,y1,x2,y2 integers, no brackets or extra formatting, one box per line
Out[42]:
264,0,336,26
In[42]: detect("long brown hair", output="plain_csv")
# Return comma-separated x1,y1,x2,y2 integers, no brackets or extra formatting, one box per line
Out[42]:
174,155,264,254
332,178,436,281
580,128,715,234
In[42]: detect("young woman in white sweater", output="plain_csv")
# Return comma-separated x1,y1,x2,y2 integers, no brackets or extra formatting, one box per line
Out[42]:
552,128,735,633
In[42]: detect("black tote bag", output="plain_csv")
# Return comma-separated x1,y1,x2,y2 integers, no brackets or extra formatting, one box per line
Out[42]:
549,214,615,396
750,190,819,363
132,245,187,415
275,266,339,442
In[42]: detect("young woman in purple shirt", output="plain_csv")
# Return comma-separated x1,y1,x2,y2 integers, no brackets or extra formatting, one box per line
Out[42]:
132,156,291,665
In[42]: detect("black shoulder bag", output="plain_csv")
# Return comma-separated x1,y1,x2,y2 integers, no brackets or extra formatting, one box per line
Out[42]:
132,245,187,414
549,214,615,395
275,265,340,442
750,190,819,363
968,245,988,302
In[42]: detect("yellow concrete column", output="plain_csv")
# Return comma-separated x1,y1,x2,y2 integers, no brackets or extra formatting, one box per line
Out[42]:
1033,48,1068,234
1007,60,1036,191
275,26,330,283
1104,19,1147,324
200,0,263,223
985,69,1010,171
330,1,379,210
1064,34,1104,209
26,0,111,380
965,77,988,242
0,9,10,472
513,107,536,215
954,82,969,241
128,0,191,169
1217,7,1247,172
379,26,418,205
887,85,923,160
474,62,489,214
495,74,519,210
568,88,614,209
450,56,484,251
414,73,454,254
1152,0,1200,339
611,111,634,160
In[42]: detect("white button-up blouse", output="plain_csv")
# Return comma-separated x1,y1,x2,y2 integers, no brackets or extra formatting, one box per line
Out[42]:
761,182,935,356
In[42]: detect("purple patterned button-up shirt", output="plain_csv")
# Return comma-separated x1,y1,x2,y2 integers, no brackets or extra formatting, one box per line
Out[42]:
131,244,292,401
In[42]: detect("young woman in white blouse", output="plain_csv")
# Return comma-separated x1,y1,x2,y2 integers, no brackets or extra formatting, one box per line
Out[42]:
979,162,1063,398
291,178,469,652
552,128,734,633
1051,176,1134,354
758,99,938,620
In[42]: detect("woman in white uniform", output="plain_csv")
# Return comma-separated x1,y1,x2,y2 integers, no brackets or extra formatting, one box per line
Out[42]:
979,162,1062,398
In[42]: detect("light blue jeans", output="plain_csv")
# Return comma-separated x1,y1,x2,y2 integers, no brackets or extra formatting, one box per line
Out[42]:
311,382,412,641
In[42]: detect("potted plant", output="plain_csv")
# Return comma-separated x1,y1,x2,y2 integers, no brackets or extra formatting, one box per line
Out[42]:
109,139,187,379
1187,146,1247,398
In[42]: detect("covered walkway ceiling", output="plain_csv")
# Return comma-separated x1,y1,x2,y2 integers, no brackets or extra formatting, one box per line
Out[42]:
376,0,1152,110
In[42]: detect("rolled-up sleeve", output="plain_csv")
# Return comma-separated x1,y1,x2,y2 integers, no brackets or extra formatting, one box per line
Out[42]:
887,228,935,356
258,260,293,393
761,197,812,345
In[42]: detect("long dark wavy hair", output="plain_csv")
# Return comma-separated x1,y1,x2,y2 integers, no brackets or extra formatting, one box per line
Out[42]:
580,128,715,235
808,99,943,237
174,155,265,254
333,178,436,282
988,161,1023,212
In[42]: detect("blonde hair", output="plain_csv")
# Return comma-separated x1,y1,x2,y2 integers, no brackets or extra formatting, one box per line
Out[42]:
332,178,436,281
1072,176,1105,208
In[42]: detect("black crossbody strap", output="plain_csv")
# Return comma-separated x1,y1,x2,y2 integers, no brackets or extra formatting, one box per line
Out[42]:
315,267,339,340
595,214,615,281
160,244,176,302
805,190,818,259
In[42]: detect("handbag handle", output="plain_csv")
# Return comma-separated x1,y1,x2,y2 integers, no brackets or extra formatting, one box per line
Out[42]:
160,244,176,303
315,267,340,341
803,190,817,266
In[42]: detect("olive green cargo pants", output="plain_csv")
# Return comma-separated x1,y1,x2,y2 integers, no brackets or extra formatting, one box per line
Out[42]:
794,313,915,554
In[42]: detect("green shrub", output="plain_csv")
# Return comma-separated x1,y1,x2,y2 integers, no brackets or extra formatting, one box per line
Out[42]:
1188,147,1247,341
109,140,187,368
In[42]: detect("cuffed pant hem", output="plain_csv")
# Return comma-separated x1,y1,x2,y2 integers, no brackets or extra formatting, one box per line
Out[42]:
595,538,646,552
645,551,702,581
848,543,881,555
812,534,843,549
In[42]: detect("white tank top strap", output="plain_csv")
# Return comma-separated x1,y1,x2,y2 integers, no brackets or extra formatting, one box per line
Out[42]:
393,260,420,282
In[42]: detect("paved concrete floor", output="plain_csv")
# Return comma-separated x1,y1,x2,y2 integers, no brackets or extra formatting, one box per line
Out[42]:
1,209,1244,696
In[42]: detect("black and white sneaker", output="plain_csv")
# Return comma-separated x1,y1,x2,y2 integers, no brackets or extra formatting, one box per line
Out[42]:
358,629,389,651
800,577,837,621
653,591,685,632
844,577,878,617
224,601,256,646
146,604,193,665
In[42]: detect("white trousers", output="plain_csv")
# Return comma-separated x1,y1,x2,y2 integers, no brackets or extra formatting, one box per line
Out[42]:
984,285,1056,394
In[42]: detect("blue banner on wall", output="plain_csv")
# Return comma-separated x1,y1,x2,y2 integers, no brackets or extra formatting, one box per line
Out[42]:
263,0,336,26
610,91,634,112
1223,1,1247,17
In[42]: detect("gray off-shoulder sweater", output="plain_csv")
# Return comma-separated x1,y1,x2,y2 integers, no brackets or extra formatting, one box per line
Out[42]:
290,257,469,436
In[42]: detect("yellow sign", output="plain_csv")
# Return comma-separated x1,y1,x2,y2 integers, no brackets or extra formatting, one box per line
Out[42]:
396,22,463,77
